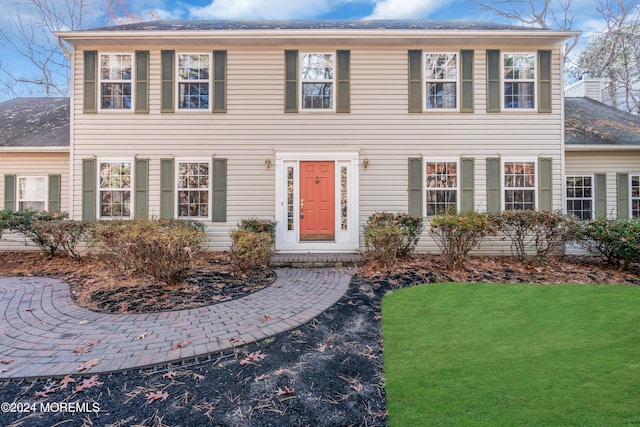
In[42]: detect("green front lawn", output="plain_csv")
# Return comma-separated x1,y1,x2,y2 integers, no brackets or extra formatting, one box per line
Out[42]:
382,283,640,426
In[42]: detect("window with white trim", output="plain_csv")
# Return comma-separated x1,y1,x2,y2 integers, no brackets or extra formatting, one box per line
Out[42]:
98,161,132,219
425,53,458,110
301,53,334,110
99,53,133,110
177,53,211,110
18,176,47,211
176,160,211,219
503,53,535,109
632,175,640,218
566,176,593,220
503,160,536,210
425,160,459,215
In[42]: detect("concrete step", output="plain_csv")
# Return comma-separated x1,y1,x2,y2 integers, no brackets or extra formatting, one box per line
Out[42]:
270,253,365,268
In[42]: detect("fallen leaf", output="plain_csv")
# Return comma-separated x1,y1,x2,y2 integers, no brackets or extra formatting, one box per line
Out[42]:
254,374,269,382
74,375,102,393
58,375,76,390
134,332,147,341
275,386,295,397
77,359,101,372
258,315,271,323
240,350,267,366
145,390,169,404
169,340,191,350
230,337,245,345
88,339,101,347
193,373,204,381
0,358,14,365
35,383,58,398
74,346,92,354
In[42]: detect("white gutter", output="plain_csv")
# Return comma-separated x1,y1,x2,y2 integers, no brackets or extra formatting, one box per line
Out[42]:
0,146,70,153
565,145,640,151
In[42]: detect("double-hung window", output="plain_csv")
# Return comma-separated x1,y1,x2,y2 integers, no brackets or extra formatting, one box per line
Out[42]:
566,176,593,220
632,175,640,218
18,177,47,211
503,160,536,210
503,53,535,109
425,160,459,215
425,53,458,110
99,53,133,110
98,161,132,219
177,53,211,110
300,53,335,110
176,160,211,219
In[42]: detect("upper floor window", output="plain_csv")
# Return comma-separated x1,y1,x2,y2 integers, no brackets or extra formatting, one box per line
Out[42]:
177,53,211,110
632,175,640,218
566,176,593,220
425,160,459,215
301,53,334,110
503,160,536,210
98,160,132,219
425,53,458,110
99,53,132,110
18,177,47,211
503,53,535,109
176,160,211,219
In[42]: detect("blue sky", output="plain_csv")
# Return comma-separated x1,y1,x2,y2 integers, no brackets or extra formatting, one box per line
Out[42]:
0,0,611,100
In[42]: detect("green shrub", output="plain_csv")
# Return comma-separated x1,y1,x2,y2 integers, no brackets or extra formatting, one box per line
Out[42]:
364,212,424,267
0,210,90,259
229,229,273,272
429,211,497,270
92,219,207,286
576,217,640,269
495,210,577,261
236,218,277,240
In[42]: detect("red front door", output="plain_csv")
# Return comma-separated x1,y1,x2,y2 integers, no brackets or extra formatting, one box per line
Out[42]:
300,161,335,241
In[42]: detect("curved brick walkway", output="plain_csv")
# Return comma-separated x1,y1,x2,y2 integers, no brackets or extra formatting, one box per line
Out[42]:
0,268,352,380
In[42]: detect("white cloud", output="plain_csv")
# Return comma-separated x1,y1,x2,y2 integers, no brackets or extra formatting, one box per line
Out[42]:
365,0,448,19
188,0,334,19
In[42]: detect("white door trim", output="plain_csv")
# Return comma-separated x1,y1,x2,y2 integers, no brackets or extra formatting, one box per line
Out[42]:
275,151,360,253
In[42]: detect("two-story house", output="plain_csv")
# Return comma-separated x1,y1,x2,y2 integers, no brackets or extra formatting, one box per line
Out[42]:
4,20,579,253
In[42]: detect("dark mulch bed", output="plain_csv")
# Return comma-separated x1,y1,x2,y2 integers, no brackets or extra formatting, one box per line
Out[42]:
0,252,638,426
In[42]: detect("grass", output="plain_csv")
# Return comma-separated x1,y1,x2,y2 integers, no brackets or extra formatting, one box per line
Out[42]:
382,283,640,426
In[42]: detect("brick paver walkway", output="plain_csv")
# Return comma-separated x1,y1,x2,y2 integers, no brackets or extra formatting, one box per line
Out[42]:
0,268,352,380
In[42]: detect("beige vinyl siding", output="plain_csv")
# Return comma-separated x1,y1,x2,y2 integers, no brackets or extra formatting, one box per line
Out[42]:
0,152,69,250
71,44,564,253
565,150,640,219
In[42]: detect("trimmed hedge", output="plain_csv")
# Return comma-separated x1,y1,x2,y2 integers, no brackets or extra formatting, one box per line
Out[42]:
363,212,424,267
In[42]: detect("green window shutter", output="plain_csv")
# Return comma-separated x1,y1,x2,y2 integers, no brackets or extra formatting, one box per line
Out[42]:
336,50,350,113
538,158,553,211
161,50,175,113
595,173,607,218
461,158,475,212
48,174,61,213
408,158,423,216
616,173,629,219
213,50,227,113
460,50,474,113
486,49,501,113
83,50,97,114
4,174,16,211
486,157,501,213
212,158,227,222
160,159,174,219
135,50,149,114
408,50,422,113
538,50,552,113
284,50,298,113
82,159,96,221
134,159,149,219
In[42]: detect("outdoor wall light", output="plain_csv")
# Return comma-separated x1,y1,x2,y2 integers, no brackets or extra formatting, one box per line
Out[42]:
265,158,272,169
362,158,369,169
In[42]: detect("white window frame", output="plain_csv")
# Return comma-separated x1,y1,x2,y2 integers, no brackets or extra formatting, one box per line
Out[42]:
502,52,536,111
300,52,336,112
97,159,133,220
424,158,460,216
566,175,594,220
17,176,48,212
175,159,212,221
631,174,640,218
424,52,459,111
176,53,212,112
502,158,538,211
98,53,134,111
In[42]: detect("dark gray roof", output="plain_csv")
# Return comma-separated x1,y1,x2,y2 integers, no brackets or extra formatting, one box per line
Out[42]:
85,19,544,32
565,97,640,146
0,97,70,147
